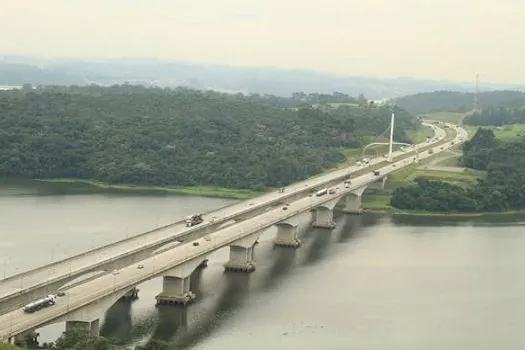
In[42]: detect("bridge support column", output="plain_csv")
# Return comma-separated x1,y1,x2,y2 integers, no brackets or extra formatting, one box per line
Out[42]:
156,276,195,306
224,245,256,272
274,217,301,248
313,207,336,229
274,225,301,248
381,175,388,190
65,319,100,336
342,195,363,215
6,330,39,347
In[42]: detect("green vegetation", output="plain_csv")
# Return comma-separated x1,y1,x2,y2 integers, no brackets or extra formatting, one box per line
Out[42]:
0,85,420,194
407,124,435,143
465,106,525,126
37,179,261,199
395,90,525,115
421,111,466,124
0,344,23,350
390,128,525,213
361,155,481,212
436,156,461,166
491,124,525,140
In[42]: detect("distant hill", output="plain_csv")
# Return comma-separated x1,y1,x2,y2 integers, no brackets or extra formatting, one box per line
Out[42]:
2,55,524,99
394,90,525,115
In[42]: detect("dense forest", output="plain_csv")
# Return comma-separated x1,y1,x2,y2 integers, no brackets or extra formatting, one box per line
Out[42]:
390,128,525,212
0,85,419,190
395,90,525,115
464,106,525,126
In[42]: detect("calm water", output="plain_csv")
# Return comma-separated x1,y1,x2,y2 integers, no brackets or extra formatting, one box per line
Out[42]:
1,180,525,350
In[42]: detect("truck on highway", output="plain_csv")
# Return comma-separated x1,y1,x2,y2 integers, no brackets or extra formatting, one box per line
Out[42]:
185,214,203,227
316,188,328,197
23,294,57,313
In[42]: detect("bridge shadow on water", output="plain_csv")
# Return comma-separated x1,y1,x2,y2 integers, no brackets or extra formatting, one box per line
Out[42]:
258,247,298,292
100,298,134,344
120,214,383,348
166,272,251,349
149,267,205,342
336,212,381,243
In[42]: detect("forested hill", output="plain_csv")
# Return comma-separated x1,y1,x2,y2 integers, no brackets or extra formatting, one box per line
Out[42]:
0,85,418,190
395,90,525,115
464,106,525,126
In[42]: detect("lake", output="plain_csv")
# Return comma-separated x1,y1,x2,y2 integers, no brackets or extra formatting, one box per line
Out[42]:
1,179,525,350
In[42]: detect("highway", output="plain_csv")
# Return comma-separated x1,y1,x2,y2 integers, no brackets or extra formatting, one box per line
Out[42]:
0,122,449,313
0,123,466,340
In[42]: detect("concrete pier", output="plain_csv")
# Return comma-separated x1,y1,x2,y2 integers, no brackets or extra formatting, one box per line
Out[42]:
224,245,256,272
274,224,301,248
342,194,364,215
312,207,336,229
10,330,39,347
155,276,196,306
65,319,100,336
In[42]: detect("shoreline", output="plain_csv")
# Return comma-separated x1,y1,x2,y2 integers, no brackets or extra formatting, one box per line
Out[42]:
365,207,525,217
34,178,262,200
33,179,525,218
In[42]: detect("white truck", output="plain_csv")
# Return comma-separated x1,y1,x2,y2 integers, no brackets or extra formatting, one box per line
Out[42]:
315,188,328,197
23,294,57,313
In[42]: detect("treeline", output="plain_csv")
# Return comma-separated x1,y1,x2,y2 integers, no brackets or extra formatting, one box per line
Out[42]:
464,106,525,126
0,85,418,190
395,90,525,115
391,128,525,212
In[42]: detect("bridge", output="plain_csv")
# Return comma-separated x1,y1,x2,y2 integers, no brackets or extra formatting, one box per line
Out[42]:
0,121,468,343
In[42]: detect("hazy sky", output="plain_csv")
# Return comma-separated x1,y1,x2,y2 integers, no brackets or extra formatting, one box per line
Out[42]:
1,0,523,83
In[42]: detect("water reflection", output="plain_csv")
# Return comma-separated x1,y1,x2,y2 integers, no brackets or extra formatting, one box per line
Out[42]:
391,212,525,226
302,227,332,265
337,215,362,242
260,248,297,292
152,304,189,342
171,273,251,349
100,298,133,344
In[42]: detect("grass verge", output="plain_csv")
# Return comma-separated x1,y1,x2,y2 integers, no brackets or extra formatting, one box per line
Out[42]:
35,179,261,199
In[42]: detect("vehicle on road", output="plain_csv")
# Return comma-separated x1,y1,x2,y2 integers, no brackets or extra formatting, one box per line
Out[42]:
137,264,144,269
185,214,203,227
23,295,57,313
316,188,328,197
373,170,380,176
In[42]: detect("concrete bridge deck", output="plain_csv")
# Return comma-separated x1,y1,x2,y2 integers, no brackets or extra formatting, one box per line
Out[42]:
0,123,459,319
0,123,447,312
0,128,467,341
